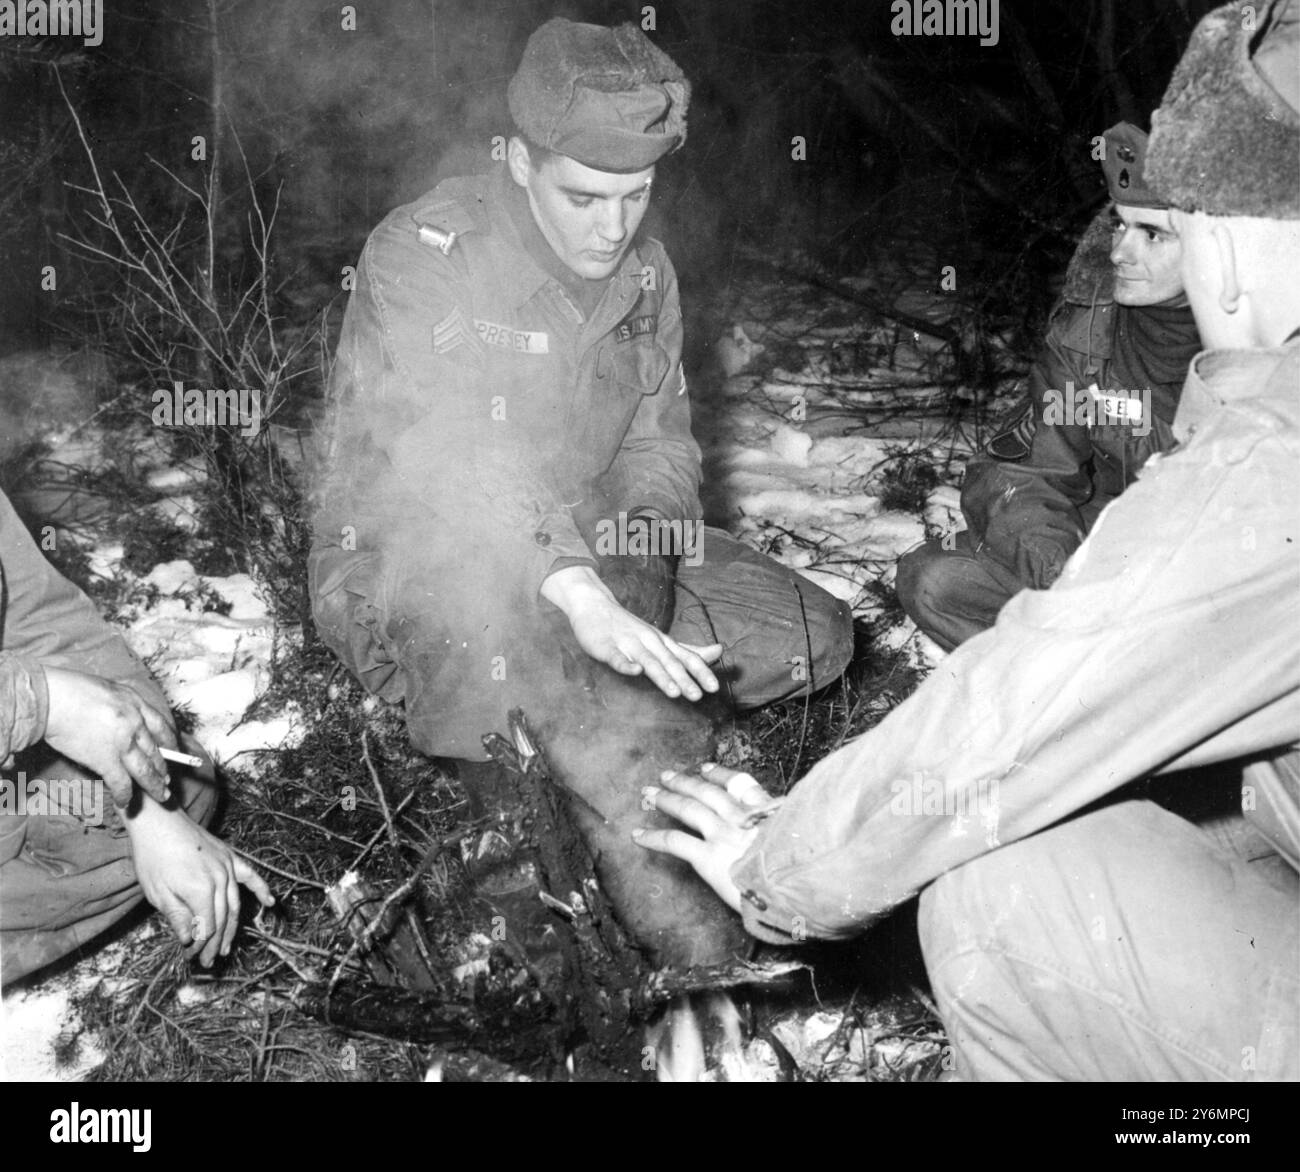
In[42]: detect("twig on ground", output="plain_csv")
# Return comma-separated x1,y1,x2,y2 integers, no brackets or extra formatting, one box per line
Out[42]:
232,845,327,892
325,826,466,993
362,728,400,853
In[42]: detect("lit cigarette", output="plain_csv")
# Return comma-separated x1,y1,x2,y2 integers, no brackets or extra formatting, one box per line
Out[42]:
160,747,204,768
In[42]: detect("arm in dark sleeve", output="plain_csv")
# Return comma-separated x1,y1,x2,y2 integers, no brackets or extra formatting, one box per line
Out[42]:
730,403,1300,944
603,255,703,525
961,306,1099,588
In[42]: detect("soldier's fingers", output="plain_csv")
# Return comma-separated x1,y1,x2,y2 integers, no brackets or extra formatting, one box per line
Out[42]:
698,763,771,807
123,743,171,805
639,635,706,700
618,634,689,699
219,870,241,956
100,762,137,810
662,638,720,692
678,642,724,665
647,774,741,822
155,892,195,946
641,786,723,839
234,855,275,907
184,918,207,960
199,884,226,967
631,825,711,869
602,642,645,676
637,652,686,700
136,700,178,751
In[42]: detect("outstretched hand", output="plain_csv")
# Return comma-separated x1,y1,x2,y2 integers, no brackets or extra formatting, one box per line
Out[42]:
633,763,778,913
542,565,722,701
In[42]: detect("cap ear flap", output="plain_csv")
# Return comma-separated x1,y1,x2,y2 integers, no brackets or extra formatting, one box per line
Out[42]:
662,78,691,150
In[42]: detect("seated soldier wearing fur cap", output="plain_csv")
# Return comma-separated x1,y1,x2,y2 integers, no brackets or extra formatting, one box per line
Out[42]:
897,123,1202,652
309,19,853,959
640,0,1298,1080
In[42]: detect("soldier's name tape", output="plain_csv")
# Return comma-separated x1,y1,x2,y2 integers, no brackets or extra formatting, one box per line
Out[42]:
434,312,660,357
432,309,549,355
1043,380,1152,436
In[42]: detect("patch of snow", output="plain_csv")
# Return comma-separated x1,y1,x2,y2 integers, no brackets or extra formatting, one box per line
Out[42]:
146,459,207,492
0,929,156,1082
87,542,125,580
208,705,305,770
150,495,203,532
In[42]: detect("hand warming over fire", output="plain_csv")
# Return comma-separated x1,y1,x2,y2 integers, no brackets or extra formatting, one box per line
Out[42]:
634,763,779,913
540,564,723,701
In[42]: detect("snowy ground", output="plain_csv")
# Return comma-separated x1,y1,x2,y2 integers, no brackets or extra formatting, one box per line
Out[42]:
1,263,1012,1080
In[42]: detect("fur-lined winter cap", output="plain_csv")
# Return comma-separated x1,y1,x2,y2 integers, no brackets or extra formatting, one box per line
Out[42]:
1100,122,1166,208
1148,0,1300,218
508,19,690,173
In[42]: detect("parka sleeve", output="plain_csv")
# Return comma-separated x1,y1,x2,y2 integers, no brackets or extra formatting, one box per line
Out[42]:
0,652,49,766
730,386,1300,944
0,490,169,765
960,307,1100,588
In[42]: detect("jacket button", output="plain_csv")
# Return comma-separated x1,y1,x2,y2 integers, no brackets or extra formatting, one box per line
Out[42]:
534,531,551,547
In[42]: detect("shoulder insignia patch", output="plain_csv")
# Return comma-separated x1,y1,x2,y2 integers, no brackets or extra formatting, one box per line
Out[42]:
986,401,1035,461
614,314,658,344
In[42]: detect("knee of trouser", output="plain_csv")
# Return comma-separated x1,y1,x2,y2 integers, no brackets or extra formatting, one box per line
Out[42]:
917,865,978,999
811,593,855,687
894,540,954,627
309,548,407,702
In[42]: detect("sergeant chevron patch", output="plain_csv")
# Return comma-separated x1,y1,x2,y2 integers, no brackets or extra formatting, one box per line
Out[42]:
432,307,472,354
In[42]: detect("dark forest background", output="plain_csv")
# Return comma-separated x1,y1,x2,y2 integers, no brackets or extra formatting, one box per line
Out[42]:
2,0,1219,369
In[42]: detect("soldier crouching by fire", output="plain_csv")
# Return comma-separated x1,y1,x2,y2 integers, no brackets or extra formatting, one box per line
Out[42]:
308,20,853,964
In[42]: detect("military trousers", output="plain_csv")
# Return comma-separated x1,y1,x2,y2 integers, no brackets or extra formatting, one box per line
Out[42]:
310,525,855,761
918,794,1299,1080
895,531,1029,652
0,737,219,985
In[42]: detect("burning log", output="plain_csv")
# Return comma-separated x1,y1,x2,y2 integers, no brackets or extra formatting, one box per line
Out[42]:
295,982,558,1061
298,706,794,1078
325,871,439,991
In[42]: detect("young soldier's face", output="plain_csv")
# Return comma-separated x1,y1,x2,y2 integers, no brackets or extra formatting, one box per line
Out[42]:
509,140,654,279
1110,204,1187,306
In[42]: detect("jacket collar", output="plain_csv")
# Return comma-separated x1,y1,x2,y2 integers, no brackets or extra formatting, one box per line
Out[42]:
1174,335,1300,440
1062,206,1117,307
